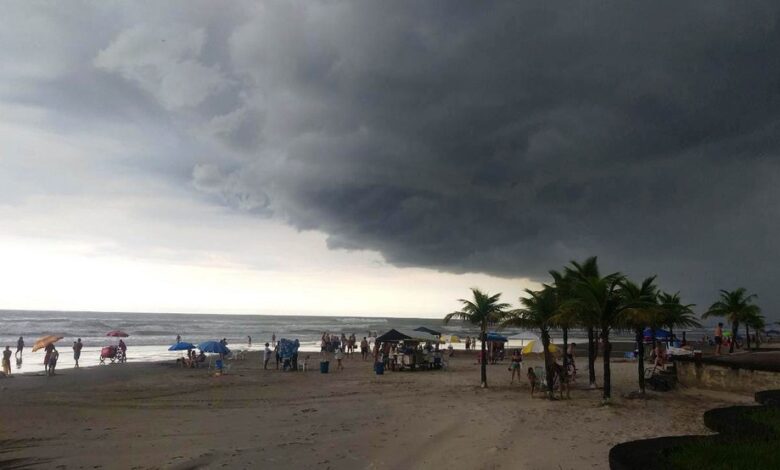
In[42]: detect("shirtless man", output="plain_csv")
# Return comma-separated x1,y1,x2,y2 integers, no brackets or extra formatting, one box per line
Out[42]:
714,322,723,355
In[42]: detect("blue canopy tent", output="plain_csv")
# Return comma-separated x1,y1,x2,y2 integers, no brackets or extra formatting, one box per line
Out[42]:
643,328,671,341
486,332,508,342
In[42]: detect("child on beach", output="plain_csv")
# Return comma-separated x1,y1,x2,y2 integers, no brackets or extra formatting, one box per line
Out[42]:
527,367,538,396
509,349,522,384
48,347,59,376
2,346,11,376
334,347,344,371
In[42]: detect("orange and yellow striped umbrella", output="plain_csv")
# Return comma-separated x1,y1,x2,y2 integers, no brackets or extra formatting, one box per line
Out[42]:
32,335,63,352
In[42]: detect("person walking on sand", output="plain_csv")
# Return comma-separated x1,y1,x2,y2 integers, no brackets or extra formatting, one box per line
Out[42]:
714,322,724,355
72,338,83,368
2,346,12,376
16,337,24,357
48,347,59,376
263,343,271,370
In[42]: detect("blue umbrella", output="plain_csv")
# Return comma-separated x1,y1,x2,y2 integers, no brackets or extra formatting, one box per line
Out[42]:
168,341,195,351
198,340,230,355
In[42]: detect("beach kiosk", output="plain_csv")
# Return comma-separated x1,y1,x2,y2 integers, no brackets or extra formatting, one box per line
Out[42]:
375,329,443,371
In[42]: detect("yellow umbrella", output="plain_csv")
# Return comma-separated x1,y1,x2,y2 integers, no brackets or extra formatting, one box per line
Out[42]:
521,340,558,355
32,335,63,352
450,335,461,343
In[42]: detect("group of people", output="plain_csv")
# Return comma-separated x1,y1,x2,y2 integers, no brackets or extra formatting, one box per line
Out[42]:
2,336,88,377
464,336,478,351
178,349,207,368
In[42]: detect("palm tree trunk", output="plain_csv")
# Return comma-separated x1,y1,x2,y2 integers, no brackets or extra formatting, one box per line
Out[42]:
587,327,596,387
542,330,555,400
480,323,488,387
730,321,739,353
636,327,645,394
745,325,751,350
562,327,569,370
669,327,674,345
602,328,612,400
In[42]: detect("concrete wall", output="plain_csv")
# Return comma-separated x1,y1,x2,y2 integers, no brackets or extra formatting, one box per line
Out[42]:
677,360,780,394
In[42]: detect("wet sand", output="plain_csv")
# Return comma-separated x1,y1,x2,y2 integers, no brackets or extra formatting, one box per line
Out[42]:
0,352,754,469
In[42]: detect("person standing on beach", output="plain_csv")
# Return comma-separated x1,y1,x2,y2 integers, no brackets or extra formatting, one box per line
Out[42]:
48,347,59,376
360,337,369,360
118,339,127,363
714,323,723,355
43,342,54,369
465,336,471,351
334,347,344,371
271,333,276,347
509,349,522,384
16,337,24,356
72,338,83,368
263,343,271,370
2,346,11,376
176,334,181,344
248,336,252,347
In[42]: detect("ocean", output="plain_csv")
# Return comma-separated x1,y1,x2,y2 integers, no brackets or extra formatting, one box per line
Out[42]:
0,310,701,375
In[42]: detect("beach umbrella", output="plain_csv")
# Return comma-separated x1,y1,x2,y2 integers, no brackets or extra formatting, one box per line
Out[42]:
106,330,129,337
197,341,230,355
766,329,780,336
521,340,559,355
32,335,63,352
449,335,461,343
168,341,195,351
507,332,540,346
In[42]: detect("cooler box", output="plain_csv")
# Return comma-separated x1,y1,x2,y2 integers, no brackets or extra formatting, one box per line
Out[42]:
320,360,329,373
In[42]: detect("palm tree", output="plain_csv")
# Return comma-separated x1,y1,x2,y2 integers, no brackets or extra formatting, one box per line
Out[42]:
657,291,700,342
444,288,510,388
549,269,577,372
703,288,761,353
500,286,559,399
563,257,602,388
743,309,765,350
569,272,625,401
617,277,660,395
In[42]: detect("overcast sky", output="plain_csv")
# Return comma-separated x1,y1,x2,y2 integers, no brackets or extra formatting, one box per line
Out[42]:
1,1,779,321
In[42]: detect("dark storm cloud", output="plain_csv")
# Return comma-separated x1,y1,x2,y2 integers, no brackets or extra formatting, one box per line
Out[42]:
196,1,780,315
5,1,780,316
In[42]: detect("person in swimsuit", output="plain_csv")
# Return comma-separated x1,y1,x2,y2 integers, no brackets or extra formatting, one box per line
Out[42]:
714,323,723,355
16,337,24,357
527,367,538,397
2,346,11,376
72,338,83,368
509,349,522,384
48,347,59,376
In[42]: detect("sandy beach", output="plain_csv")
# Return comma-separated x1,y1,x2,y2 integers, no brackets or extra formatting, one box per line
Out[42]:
0,352,754,470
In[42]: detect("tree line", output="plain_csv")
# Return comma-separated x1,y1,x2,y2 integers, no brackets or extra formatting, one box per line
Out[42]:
444,256,765,402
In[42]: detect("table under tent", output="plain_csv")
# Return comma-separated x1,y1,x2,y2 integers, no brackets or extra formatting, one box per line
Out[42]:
374,329,444,371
